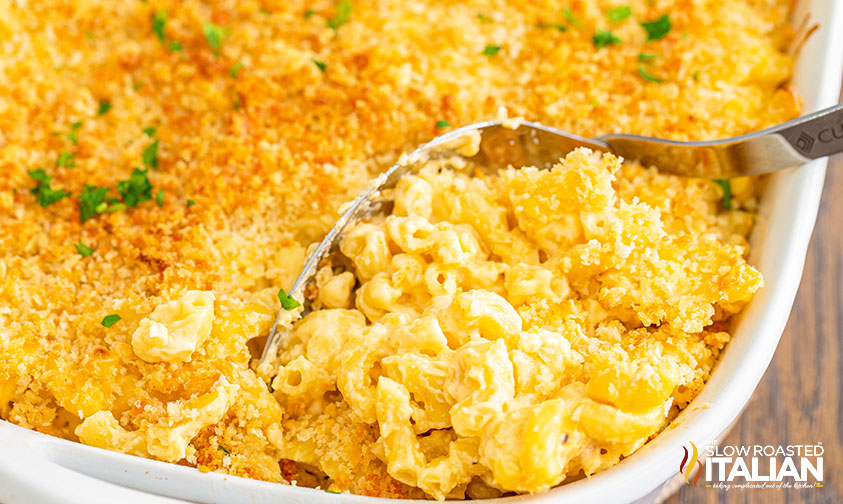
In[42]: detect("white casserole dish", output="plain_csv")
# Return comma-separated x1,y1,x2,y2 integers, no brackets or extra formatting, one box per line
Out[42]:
2,1,841,502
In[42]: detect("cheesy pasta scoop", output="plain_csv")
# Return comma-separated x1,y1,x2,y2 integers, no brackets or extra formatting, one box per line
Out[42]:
268,148,762,499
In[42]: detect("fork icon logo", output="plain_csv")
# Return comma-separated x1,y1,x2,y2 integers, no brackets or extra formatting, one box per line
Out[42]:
795,131,815,154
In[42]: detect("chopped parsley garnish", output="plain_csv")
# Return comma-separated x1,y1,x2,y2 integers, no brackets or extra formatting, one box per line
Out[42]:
593,30,621,49
97,100,112,115
563,7,579,26
536,23,566,32
156,188,165,207
326,0,352,31
714,179,732,209
187,199,196,208
28,169,71,208
278,288,301,310
101,314,121,327
117,168,153,207
142,139,159,169
203,22,229,55
65,121,83,145
304,9,316,18
230,61,244,77
693,70,700,81
75,241,95,257
638,64,663,82
477,13,492,24
56,152,76,168
78,184,111,222
312,59,327,73
435,120,450,129
143,127,156,137
170,41,183,51
641,14,671,41
152,10,167,43
104,202,126,213
483,45,501,56
638,53,658,62
218,445,231,455
608,6,632,22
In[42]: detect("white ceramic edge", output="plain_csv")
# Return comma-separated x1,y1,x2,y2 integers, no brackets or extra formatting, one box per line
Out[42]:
2,2,842,503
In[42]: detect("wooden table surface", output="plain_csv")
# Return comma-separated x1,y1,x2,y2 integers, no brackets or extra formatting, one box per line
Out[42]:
667,148,843,503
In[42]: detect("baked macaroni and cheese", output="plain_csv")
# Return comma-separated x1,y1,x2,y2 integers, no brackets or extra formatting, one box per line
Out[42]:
269,148,763,498
0,0,800,499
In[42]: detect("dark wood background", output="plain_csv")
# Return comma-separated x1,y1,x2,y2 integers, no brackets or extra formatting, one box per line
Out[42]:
667,141,843,503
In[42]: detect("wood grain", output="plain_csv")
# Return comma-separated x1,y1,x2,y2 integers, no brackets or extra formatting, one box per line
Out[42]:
666,149,843,503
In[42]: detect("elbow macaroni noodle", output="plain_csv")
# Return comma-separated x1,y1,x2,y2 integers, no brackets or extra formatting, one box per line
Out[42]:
131,291,216,363
269,149,763,498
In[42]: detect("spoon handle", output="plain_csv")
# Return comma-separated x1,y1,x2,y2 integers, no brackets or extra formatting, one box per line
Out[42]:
774,101,843,160
600,102,843,178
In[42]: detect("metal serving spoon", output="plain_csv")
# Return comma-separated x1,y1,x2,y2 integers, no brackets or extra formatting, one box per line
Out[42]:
258,102,843,377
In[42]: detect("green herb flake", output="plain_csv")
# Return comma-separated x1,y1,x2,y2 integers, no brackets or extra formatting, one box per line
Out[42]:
156,188,165,207
170,41,183,51
28,169,71,208
593,29,621,49
277,288,301,310
101,314,121,327
536,23,566,32
203,23,229,55
187,199,196,208
483,45,501,56
638,64,663,83
142,139,159,169
693,70,700,81
86,31,94,41
66,121,83,145
638,53,658,62
230,61,244,78
312,59,327,73
477,13,492,24
714,179,732,209
326,0,352,31
75,241,95,257
78,184,111,222
56,151,76,168
143,127,156,137
563,7,580,26
218,445,232,455
117,168,153,207
152,10,167,43
304,9,315,18
608,6,632,22
97,100,112,115
435,120,450,129
641,14,671,42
